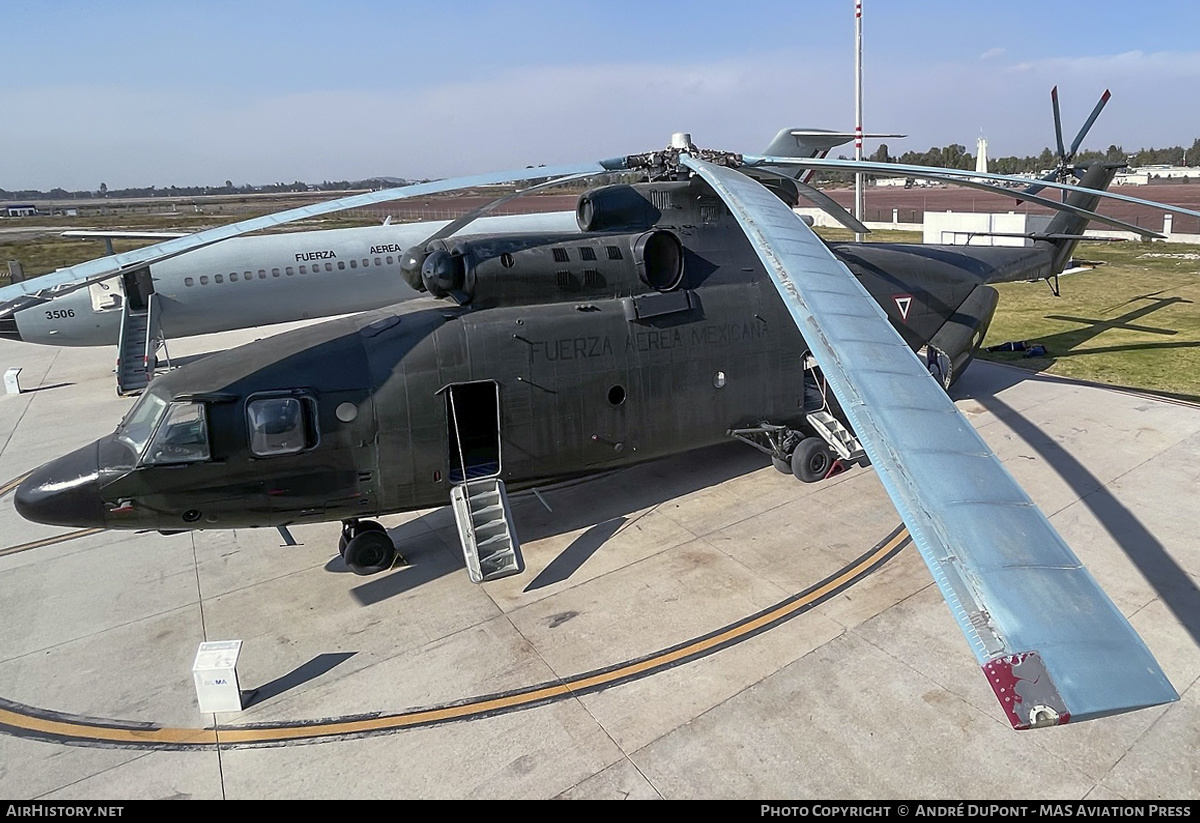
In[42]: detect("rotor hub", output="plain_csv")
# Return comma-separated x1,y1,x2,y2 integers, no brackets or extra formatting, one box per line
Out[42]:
622,135,743,181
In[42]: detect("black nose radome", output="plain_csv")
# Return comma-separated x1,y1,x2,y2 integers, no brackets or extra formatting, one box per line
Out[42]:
14,442,105,528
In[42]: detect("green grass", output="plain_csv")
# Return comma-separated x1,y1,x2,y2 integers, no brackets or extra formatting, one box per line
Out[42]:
980,240,1200,401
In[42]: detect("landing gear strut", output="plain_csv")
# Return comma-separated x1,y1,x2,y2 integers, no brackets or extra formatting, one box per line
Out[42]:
339,519,396,576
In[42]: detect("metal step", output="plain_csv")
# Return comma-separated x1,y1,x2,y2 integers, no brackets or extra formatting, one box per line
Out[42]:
116,309,152,395
450,478,524,583
806,410,865,461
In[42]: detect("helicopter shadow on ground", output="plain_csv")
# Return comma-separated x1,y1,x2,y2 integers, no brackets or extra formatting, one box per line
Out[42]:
348,441,773,606
951,365,1200,650
983,293,1200,402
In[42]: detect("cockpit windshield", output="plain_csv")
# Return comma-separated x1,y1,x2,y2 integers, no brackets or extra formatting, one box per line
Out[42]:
142,402,210,465
115,393,211,465
116,392,169,455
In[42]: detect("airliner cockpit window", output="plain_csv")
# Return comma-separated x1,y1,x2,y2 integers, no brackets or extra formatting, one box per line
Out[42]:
248,397,306,456
142,402,211,465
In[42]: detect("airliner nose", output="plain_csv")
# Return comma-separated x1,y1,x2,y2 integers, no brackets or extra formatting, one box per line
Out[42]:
14,442,105,528
0,315,21,341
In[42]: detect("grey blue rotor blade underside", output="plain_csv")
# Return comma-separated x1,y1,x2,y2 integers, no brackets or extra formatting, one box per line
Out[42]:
0,161,620,315
742,166,871,235
751,162,1155,239
744,155,1200,224
681,154,1177,729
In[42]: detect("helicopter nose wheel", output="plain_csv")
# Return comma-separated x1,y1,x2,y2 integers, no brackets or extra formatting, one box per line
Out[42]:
339,519,396,575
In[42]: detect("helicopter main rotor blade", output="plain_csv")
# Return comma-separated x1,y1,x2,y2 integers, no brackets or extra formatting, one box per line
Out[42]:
745,155,1200,223
747,156,1160,238
681,152,1178,729
0,160,624,317
743,166,871,235
415,170,609,248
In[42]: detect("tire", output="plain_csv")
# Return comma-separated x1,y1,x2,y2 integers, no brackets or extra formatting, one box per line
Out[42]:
343,529,397,576
791,437,833,483
772,455,792,474
339,519,386,555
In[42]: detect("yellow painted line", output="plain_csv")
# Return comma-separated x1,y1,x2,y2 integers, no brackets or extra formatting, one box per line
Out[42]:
0,526,910,749
0,472,32,499
0,528,104,558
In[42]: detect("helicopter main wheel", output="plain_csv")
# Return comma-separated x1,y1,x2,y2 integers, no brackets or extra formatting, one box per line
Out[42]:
339,519,387,556
792,437,834,483
342,529,397,576
772,455,792,474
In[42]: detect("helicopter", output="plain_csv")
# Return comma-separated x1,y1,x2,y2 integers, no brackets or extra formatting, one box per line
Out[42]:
14,112,1200,731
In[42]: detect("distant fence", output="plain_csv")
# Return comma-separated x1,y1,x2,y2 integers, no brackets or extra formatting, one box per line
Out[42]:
796,207,1200,244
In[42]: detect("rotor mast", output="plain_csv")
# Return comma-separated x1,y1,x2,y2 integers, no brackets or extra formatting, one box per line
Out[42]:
854,0,865,242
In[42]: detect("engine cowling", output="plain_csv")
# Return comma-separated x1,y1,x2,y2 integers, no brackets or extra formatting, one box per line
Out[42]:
411,228,683,308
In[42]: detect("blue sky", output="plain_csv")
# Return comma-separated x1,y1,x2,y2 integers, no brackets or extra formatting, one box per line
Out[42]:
4,0,1200,189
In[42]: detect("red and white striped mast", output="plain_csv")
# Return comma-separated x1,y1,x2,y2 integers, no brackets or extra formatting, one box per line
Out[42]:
854,0,865,241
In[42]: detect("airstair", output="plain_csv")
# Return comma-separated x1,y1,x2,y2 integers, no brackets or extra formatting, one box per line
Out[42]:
450,478,525,583
115,293,170,396
115,301,152,395
806,409,865,461
445,382,524,583
804,354,865,462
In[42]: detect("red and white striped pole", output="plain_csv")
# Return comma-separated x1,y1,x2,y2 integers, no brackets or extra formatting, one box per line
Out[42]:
854,0,865,241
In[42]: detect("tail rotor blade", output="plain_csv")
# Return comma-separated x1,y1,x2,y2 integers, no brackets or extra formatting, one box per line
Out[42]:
1068,89,1111,160
1051,86,1067,163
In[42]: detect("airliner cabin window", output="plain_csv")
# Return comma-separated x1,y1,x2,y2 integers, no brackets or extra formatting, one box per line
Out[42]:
248,398,306,457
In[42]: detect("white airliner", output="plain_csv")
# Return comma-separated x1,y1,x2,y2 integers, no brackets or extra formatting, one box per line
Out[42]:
2,213,576,347
0,212,577,391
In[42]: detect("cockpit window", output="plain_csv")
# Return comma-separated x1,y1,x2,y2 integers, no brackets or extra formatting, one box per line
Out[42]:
116,392,169,455
248,397,307,456
142,402,211,465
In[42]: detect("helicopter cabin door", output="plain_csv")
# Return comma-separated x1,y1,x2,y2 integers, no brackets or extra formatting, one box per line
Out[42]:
444,381,502,484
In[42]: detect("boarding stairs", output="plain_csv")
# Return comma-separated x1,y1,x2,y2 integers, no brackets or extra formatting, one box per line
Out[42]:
450,478,525,583
115,294,170,396
806,410,865,461
116,303,152,395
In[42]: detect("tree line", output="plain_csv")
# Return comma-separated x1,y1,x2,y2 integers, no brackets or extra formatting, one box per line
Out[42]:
0,178,420,201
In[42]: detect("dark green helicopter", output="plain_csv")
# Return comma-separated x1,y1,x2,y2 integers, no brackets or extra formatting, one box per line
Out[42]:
16,115,1200,729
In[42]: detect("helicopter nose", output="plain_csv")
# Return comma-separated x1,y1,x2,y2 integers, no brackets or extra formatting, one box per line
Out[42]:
14,442,106,528
0,314,22,341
